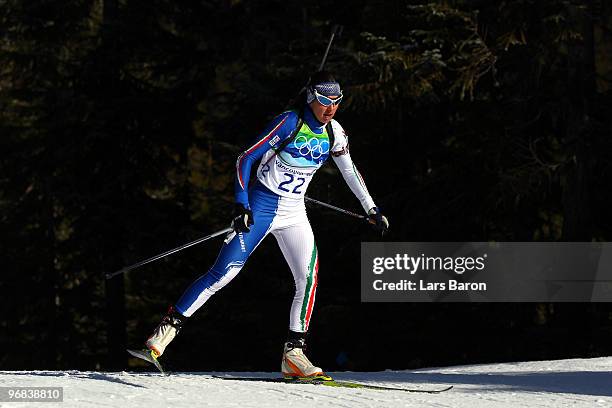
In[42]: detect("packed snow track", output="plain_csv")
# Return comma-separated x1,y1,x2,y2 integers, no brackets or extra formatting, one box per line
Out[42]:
2,357,612,407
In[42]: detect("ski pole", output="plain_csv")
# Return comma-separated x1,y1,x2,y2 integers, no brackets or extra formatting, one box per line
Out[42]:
105,226,233,279
304,196,374,224
318,24,343,71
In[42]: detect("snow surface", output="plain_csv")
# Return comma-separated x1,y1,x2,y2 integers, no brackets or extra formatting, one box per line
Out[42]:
3,357,612,407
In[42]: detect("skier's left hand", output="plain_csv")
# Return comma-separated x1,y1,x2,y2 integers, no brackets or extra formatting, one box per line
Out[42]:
232,204,254,233
368,207,389,234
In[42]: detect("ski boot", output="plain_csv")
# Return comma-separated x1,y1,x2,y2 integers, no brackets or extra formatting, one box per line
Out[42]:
127,306,187,374
281,332,331,381
145,305,187,358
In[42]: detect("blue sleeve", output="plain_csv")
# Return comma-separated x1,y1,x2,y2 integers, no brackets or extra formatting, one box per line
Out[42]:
234,111,299,207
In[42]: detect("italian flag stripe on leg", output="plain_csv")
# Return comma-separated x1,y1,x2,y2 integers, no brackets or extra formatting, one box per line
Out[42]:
300,243,319,331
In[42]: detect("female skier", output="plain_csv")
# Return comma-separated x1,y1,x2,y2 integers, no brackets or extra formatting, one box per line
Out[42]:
142,71,388,379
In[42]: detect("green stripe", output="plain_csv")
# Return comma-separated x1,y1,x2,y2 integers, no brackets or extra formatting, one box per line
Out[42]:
352,163,367,190
300,243,318,330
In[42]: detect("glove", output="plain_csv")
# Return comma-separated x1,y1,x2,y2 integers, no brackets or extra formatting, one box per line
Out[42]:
232,204,254,233
368,207,389,233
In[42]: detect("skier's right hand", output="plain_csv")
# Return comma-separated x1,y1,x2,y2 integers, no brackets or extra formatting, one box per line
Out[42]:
368,207,389,234
232,204,254,233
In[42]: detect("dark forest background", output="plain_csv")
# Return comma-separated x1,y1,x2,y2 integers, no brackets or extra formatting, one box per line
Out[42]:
2,0,612,372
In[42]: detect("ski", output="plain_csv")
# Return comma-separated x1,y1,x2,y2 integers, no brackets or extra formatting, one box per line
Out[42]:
127,349,167,375
212,375,453,393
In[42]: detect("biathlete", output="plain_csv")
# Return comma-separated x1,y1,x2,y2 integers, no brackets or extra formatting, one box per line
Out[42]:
141,71,389,379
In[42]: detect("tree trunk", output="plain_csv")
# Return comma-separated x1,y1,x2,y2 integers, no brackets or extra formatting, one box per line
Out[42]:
101,0,127,370
561,1,596,241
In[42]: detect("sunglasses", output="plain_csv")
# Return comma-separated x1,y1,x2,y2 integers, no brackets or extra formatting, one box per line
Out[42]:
313,89,343,107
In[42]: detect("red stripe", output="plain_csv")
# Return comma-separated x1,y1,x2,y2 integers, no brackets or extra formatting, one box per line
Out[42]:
236,115,288,189
236,154,246,189
304,255,318,330
356,169,370,194
246,115,287,154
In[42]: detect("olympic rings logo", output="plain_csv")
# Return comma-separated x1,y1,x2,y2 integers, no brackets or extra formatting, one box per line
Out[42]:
294,135,330,160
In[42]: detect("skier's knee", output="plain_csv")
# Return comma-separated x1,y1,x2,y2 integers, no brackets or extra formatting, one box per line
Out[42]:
207,267,225,282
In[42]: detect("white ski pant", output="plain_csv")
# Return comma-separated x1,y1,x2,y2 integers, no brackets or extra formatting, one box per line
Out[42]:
175,184,319,333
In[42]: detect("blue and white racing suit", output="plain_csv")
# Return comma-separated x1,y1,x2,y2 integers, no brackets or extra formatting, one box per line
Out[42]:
175,106,376,333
